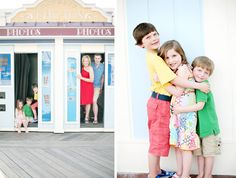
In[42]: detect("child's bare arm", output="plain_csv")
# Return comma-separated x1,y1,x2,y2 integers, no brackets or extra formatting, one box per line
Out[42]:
15,109,18,117
165,65,190,97
171,76,209,93
153,73,183,96
165,85,183,97
173,102,205,114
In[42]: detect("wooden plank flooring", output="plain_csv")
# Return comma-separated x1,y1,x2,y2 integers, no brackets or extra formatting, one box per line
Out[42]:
0,132,114,178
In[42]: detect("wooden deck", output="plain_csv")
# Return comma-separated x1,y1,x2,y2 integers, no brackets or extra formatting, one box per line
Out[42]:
0,132,114,178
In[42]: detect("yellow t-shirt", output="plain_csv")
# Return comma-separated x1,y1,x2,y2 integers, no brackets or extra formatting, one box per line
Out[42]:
146,50,176,96
34,93,38,101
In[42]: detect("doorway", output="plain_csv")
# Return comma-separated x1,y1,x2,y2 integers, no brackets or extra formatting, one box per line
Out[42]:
80,53,105,128
14,53,38,128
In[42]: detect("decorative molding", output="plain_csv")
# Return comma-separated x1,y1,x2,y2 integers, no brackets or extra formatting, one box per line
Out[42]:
7,0,112,23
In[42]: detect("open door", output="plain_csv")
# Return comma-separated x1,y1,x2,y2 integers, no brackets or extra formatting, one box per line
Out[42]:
14,53,38,127
80,53,105,128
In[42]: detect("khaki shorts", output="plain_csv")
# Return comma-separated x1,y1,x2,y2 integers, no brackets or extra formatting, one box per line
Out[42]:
194,134,221,157
93,88,100,102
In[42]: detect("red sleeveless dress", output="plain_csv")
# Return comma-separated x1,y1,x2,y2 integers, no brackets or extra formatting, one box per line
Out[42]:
80,68,94,105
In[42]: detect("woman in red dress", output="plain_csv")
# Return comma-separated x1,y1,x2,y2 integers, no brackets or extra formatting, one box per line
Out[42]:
78,55,94,123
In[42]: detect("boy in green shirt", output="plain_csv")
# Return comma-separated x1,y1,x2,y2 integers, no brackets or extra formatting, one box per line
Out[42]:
23,97,34,123
173,56,221,178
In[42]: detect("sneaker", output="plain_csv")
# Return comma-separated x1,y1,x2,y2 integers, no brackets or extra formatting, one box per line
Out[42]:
156,169,175,178
170,173,180,178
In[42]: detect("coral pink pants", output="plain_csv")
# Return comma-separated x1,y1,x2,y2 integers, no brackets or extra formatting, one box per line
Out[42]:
147,97,171,156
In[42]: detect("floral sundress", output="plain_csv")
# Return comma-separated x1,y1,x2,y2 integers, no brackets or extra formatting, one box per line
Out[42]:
169,78,200,150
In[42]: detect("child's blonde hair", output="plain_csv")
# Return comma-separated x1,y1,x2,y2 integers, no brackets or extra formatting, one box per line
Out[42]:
16,99,24,110
192,56,214,76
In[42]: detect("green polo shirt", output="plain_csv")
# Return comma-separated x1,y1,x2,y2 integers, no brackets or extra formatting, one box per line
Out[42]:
196,80,220,138
23,104,33,117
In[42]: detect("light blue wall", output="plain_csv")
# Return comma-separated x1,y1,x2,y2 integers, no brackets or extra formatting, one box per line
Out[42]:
126,0,204,139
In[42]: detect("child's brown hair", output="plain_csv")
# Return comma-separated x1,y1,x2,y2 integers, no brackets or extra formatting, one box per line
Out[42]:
159,40,188,65
133,22,158,45
26,97,33,102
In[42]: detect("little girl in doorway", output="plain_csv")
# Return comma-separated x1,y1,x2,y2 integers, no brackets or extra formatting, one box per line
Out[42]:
15,99,28,133
159,40,200,178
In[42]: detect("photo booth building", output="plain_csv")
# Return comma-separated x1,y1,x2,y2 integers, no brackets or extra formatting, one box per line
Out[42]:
0,0,114,132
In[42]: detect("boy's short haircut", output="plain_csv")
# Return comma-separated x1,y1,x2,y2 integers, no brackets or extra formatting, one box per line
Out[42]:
26,97,33,101
133,22,159,45
32,83,38,89
192,56,214,75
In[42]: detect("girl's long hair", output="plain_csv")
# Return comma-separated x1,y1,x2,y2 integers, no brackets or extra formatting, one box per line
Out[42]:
16,99,23,111
158,40,188,65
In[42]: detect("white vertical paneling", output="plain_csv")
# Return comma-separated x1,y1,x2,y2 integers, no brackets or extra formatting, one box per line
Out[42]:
227,0,236,141
104,45,114,129
203,0,235,142
116,0,133,141
54,38,64,133
116,0,138,171
200,0,236,174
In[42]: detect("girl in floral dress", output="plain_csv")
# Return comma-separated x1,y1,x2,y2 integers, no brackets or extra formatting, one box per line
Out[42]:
159,40,200,178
